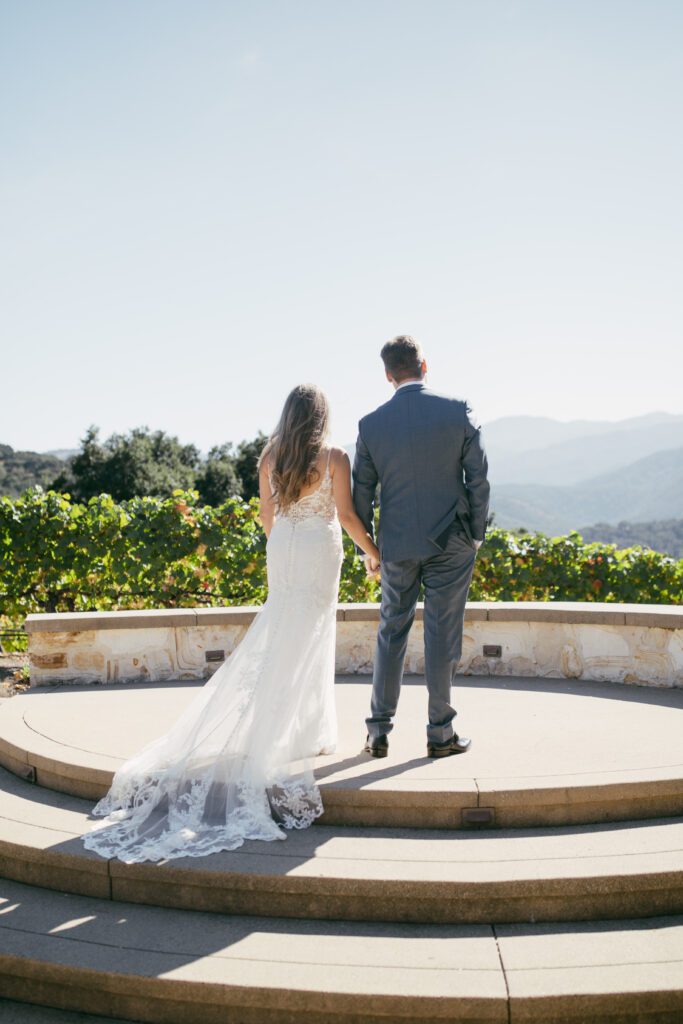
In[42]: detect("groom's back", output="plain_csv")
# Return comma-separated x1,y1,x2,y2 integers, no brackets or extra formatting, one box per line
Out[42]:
354,383,489,562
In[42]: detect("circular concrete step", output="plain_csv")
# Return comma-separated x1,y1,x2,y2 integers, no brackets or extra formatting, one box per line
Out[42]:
1,877,682,1024
1,676,683,829
0,766,682,925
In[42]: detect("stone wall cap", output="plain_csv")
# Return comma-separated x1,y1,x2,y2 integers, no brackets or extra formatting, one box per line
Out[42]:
194,606,263,626
24,601,682,633
487,602,627,626
25,609,199,633
622,605,683,630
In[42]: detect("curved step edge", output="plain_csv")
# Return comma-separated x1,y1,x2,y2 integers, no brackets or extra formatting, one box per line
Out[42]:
0,879,506,1024
1,880,682,1024
1,769,683,925
3,710,683,831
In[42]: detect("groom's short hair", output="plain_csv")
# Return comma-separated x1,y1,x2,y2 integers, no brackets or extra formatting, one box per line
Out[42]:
380,335,425,382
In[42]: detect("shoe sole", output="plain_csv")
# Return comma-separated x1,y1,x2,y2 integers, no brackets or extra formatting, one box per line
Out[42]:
427,746,471,758
364,747,389,758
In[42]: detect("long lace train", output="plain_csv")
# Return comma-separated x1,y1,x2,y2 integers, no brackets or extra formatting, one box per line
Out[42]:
83,477,343,864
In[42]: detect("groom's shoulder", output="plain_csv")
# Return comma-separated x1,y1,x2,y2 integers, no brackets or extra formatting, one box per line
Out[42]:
421,386,467,405
418,387,471,419
359,388,468,426
359,396,394,429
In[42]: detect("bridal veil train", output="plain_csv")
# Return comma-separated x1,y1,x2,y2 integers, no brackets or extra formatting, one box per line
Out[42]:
82,385,381,864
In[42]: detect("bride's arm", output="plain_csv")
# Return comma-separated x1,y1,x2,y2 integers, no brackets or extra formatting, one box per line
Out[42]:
258,455,276,539
331,448,380,561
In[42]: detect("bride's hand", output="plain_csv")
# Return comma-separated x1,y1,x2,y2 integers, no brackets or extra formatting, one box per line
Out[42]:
364,553,381,579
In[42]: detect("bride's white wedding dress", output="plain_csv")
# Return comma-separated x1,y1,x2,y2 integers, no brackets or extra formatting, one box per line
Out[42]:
83,451,343,863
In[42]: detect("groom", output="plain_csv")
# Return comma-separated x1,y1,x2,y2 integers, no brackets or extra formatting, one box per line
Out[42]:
352,336,490,758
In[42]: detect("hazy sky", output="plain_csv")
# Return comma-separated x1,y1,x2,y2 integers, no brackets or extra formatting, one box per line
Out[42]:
2,0,682,454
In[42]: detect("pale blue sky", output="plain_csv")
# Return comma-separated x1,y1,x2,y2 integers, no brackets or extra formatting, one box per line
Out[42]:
1,0,682,454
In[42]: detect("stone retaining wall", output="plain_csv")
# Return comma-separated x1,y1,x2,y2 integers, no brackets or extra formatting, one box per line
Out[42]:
25,603,683,688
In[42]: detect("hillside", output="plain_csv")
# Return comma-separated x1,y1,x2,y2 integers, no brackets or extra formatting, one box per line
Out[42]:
490,447,683,535
577,518,683,559
483,412,683,486
0,445,64,498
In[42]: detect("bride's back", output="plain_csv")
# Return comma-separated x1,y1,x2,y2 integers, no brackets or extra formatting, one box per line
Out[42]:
266,447,336,526
290,448,331,501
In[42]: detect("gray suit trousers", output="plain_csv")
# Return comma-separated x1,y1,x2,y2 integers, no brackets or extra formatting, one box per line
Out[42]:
366,526,477,745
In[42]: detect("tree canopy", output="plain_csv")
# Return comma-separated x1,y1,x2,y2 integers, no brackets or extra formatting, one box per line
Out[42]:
49,426,268,504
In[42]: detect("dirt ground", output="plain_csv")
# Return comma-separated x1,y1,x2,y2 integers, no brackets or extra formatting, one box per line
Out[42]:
0,653,30,697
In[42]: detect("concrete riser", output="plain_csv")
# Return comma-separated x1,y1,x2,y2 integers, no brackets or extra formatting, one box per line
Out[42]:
1,852,681,924
319,797,683,830
0,970,503,1024
72,881,683,925
2,753,683,831
1,966,682,1024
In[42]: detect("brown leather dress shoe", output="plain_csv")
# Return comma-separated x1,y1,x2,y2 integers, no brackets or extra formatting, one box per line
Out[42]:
364,734,389,758
427,734,472,757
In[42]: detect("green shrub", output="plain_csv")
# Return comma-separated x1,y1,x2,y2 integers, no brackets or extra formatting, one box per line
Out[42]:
0,487,378,618
471,528,682,603
0,490,680,624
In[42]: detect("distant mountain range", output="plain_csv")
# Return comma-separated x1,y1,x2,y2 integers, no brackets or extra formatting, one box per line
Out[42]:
483,410,679,451
490,447,683,536
480,411,682,539
483,411,683,486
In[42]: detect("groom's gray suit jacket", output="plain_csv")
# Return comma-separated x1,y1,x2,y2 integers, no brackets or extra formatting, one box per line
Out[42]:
352,382,490,563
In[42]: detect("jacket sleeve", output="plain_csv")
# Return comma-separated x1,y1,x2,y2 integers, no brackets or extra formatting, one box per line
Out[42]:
461,402,490,542
352,424,379,553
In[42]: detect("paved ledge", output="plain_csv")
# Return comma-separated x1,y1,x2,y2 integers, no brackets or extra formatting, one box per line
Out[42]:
24,602,683,633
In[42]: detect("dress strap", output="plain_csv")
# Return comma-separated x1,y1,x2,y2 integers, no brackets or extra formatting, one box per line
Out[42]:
325,447,332,478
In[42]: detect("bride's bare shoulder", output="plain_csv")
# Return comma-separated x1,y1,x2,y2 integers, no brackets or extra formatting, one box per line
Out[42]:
328,446,350,476
258,444,275,478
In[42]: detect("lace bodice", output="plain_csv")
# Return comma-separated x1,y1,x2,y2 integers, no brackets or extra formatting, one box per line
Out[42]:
271,451,338,524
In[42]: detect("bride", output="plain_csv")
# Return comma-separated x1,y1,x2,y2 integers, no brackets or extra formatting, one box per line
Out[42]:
82,384,380,863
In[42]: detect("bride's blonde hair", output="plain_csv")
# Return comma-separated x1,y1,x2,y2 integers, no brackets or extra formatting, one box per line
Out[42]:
258,384,330,509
